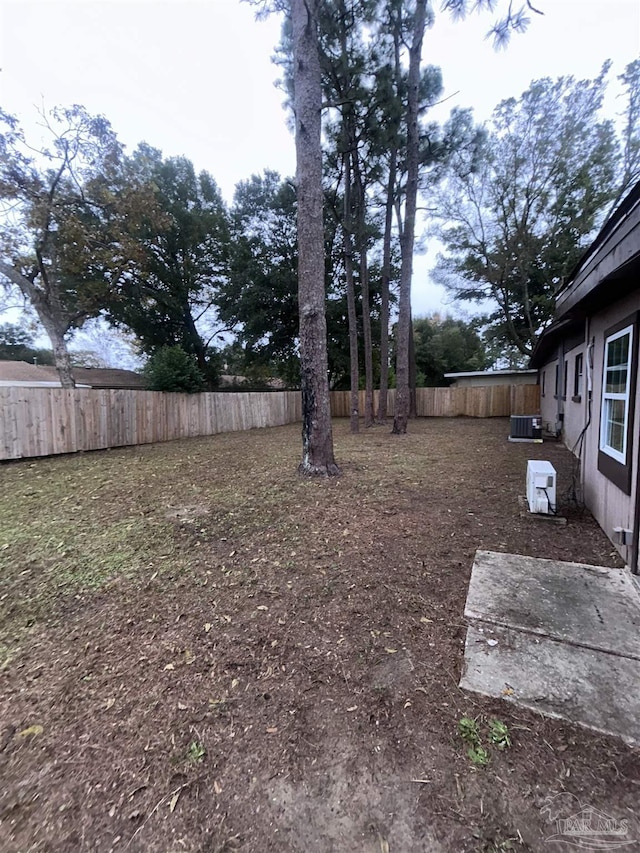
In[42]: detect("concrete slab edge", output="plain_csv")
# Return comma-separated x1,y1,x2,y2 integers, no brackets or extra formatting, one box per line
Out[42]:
458,680,640,748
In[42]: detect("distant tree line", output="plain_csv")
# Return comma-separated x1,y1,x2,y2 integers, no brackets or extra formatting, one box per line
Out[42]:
0,323,55,365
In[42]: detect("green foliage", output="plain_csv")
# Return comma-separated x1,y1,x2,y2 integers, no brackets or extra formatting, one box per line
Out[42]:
0,323,54,365
143,346,205,393
615,59,640,209
0,106,162,354
458,716,482,745
488,719,511,750
105,147,228,388
218,171,353,389
458,715,511,766
218,171,300,386
216,342,282,389
482,331,530,370
434,64,639,356
467,745,490,767
413,314,488,385
69,349,108,368
186,741,206,764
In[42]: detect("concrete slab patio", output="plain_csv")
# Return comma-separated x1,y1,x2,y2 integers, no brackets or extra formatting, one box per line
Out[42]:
460,550,640,744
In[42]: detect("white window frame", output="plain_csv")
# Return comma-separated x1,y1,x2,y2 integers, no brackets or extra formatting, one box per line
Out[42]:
600,324,633,464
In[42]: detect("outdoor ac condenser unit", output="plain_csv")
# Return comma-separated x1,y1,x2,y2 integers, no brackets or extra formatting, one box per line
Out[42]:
510,415,542,442
526,460,557,514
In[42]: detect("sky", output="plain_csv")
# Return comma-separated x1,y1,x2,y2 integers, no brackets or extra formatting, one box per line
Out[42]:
1,0,639,334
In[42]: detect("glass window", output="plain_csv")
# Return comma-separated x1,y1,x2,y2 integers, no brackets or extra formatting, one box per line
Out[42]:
600,326,633,463
574,353,583,398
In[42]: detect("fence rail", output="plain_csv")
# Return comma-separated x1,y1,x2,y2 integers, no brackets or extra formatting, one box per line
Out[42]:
0,383,539,461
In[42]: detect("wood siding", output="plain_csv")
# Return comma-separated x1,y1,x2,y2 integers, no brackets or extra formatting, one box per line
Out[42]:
1,384,540,461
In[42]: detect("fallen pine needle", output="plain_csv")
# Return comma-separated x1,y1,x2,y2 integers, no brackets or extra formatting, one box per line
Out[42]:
378,833,390,853
126,777,200,848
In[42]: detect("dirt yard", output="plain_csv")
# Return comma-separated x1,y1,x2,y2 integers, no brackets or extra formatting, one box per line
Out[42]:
0,417,638,853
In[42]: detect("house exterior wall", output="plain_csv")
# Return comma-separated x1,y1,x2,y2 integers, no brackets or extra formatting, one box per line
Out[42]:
538,344,586,449
539,358,559,433
535,292,640,564
562,341,587,453
581,290,640,565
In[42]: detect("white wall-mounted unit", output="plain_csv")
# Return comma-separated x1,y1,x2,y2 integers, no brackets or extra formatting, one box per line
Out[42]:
509,415,542,442
526,460,557,514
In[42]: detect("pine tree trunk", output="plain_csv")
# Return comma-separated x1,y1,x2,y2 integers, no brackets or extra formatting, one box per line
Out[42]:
379,11,403,424
360,251,374,427
343,152,360,434
409,308,417,418
292,0,340,477
353,156,374,427
337,9,361,433
377,149,396,422
392,0,428,435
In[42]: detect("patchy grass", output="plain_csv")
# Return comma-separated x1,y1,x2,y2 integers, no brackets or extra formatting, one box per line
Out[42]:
0,418,636,853
0,456,180,654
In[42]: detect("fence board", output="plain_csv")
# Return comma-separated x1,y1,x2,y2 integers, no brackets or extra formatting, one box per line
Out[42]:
510,384,540,415
0,388,20,459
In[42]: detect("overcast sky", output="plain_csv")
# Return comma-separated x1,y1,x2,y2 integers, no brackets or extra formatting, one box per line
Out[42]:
1,0,639,321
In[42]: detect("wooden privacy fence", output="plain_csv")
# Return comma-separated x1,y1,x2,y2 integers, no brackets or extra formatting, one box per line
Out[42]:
330,384,539,419
0,383,539,461
0,388,302,461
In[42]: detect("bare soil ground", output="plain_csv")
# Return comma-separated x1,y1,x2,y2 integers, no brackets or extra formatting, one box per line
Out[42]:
0,417,638,853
